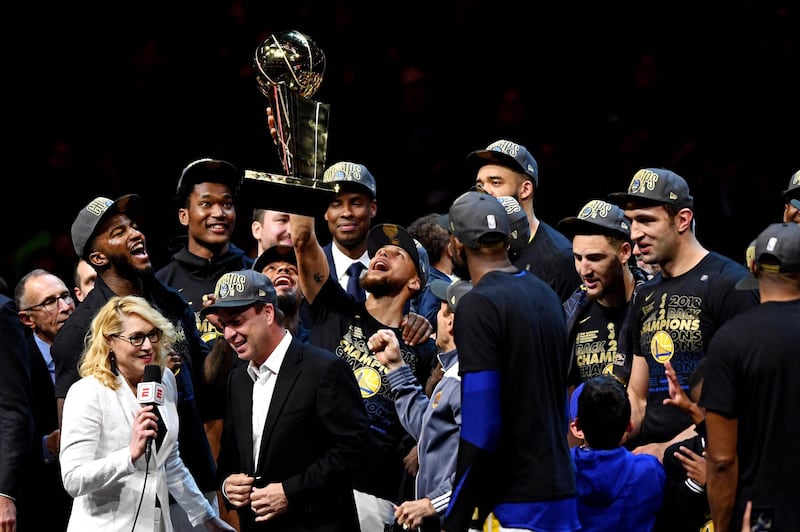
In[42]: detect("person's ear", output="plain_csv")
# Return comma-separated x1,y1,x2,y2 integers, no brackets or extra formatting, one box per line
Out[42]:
17,311,35,329
178,207,189,227
88,251,108,268
675,208,694,233
569,419,584,441
518,179,534,202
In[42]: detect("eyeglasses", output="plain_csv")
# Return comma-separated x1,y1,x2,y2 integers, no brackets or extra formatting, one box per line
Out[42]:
112,329,162,347
23,293,74,313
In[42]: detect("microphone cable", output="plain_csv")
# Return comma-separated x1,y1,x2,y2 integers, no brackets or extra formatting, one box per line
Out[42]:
131,446,152,532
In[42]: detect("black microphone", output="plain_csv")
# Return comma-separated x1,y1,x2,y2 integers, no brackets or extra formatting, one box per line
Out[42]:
136,365,165,462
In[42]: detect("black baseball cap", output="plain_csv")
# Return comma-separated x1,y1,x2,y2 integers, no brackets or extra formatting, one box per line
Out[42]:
558,199,631,240
467,139,539,187
735,222,800,290
496,195,530,255
322,161,377,198
252,244,297,273
608,168,693,209
175,158,241,206
781,169,800,209
448,190,511,249
200,270,277,317
367,224,429,288
429,279,473,312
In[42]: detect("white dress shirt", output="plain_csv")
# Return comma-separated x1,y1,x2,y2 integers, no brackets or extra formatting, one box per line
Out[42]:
330,244,370,293
247,330,291,465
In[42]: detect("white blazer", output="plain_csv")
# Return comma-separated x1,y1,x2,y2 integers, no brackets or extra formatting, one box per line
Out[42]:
60,369,215,532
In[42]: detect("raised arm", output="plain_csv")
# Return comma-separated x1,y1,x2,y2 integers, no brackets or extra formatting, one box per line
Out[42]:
290,213,330,304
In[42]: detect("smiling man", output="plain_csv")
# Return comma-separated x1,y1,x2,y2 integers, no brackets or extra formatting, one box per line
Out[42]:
52,193,220,532
157,157,253,345
291,213,435,532
558,200,648,390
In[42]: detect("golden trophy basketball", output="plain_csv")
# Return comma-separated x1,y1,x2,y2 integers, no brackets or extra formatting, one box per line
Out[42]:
243,30,337,215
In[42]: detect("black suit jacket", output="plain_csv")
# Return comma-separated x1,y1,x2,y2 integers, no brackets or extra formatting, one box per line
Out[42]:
0,296,33,502
17,334,72,531
217,336,372,531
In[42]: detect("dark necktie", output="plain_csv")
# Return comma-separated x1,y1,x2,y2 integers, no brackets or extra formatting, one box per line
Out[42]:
346,262,366,302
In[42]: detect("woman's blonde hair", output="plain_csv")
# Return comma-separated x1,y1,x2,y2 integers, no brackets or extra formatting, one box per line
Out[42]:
79,295,177,389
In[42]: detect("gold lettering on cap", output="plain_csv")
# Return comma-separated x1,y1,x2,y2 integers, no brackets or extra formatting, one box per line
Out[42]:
215,272,247,298
324,161,364,183
629,169,660,194
488,140,520,157
579,200,612,220
87,198,113,216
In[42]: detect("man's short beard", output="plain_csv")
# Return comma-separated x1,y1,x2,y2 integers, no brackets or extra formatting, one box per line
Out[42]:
361,274,404,298
111,254,153,278
451,248,471,281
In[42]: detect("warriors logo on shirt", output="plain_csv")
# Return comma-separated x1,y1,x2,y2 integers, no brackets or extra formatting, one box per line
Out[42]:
354,366,382,398
650,331,674,363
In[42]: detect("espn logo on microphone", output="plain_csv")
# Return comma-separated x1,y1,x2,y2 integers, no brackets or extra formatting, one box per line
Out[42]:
137,382,165,405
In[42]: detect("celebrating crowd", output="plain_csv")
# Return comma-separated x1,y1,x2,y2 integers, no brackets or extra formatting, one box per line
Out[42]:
1,135,798,532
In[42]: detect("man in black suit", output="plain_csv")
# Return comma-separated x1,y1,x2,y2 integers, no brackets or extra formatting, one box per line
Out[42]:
0,292,34,531
203,270,371,531
15,269,74,530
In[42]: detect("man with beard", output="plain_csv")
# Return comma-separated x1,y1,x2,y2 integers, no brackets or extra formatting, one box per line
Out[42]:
468,139,580,301
442,191,578,532
51,194,220,531
291,213,436,532
558,199,649,391
252,244,309,343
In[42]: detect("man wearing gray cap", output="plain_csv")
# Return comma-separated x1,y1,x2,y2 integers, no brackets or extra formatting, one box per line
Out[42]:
202,269,371,531
52,194,220,531
442,191,578,532
781,169,800,224
701,222,800,531
607,167,758,461
558,199,649,389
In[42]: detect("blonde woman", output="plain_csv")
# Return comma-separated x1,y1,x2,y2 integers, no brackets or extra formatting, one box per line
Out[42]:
60,295,233,532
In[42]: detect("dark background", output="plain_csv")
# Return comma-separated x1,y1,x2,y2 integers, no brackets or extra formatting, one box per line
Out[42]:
8,1,798,290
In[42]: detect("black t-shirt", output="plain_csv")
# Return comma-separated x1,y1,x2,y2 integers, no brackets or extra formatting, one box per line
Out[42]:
449,269,575,525
700,299,800,530
307,276,435,501
627,252,758,444
568,299,628,386
513,221,581,302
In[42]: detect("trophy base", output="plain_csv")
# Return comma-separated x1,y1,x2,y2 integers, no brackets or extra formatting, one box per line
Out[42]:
241,169,339,217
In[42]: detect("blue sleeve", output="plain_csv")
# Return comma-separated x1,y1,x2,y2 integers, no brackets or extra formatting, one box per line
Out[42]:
461,370,501,451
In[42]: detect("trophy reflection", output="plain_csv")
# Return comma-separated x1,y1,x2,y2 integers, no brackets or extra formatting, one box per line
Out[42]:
243,30,337,215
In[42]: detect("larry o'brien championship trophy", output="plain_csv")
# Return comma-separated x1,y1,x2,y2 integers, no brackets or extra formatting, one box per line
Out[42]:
242,30,337,215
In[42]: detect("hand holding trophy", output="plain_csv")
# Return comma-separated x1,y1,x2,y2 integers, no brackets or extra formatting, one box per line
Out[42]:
243,30,337,215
